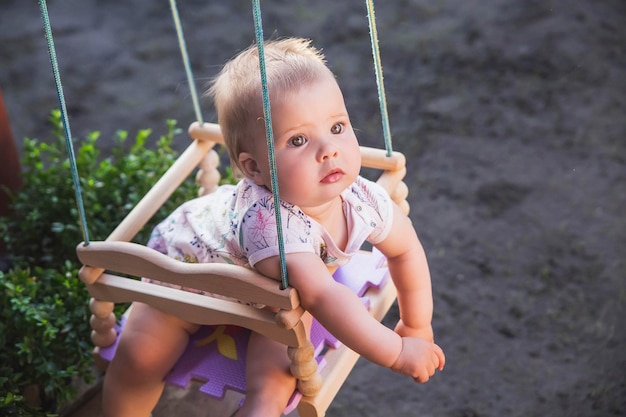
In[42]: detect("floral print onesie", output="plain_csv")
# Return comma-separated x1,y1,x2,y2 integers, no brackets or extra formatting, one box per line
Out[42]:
146,175,393,295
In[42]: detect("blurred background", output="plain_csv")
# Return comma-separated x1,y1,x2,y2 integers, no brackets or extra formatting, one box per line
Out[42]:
1,1,624,416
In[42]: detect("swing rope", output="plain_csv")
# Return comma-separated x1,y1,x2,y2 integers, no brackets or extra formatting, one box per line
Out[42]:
169,0,204,124
251,0,290,290
39,0,90,245
366,0,393,156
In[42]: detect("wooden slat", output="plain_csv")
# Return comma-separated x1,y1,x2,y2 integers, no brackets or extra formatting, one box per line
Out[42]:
77,241,299,310
87,273,305,346
107,139,216,243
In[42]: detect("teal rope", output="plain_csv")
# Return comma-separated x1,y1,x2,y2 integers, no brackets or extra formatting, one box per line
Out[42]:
365,0,393,156
169,0,204,124
39,0,90,245
251,0,289,290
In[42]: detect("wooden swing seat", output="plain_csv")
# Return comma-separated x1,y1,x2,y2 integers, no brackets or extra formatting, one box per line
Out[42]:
77,122,409,417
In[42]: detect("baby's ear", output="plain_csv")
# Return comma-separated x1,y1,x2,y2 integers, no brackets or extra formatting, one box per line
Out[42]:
238,152,265,186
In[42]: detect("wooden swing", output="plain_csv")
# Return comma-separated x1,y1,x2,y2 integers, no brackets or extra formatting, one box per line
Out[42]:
41,1,410,416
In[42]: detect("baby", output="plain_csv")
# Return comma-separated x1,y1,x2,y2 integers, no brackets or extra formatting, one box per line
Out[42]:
102,37,445,417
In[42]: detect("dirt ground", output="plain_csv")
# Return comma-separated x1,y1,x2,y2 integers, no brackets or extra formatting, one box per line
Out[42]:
1,1,625,416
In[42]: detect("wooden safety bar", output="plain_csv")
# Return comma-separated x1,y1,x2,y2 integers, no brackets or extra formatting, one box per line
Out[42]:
78,241,299,310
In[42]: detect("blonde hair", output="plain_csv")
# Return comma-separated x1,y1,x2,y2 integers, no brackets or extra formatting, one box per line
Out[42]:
207,37,334,172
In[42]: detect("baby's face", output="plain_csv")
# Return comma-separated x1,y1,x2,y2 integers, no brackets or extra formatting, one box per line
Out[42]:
253,75,361,211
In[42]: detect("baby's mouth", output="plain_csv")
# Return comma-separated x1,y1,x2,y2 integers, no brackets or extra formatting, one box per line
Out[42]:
321,168,344,184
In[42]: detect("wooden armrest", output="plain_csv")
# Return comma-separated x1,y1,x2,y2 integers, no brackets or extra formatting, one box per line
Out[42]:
360,146,405,171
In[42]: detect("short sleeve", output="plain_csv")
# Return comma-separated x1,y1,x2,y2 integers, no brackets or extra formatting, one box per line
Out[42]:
347,176,394,245
240,195,317,266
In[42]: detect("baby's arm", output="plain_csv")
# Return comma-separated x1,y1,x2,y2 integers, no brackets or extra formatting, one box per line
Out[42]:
255,251,443,382
374,204,446,370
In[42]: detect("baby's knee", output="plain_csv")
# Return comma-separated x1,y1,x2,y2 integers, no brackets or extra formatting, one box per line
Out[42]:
113,333,168,377
243,370,295,416
238,389,292,417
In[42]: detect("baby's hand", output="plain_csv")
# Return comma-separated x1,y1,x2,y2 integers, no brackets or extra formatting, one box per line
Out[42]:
390,337,445,383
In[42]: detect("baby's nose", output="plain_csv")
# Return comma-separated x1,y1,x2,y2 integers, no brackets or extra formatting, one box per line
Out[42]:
318,139,339,161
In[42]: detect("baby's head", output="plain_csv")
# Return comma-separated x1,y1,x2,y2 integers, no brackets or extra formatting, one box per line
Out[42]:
208,37,336,173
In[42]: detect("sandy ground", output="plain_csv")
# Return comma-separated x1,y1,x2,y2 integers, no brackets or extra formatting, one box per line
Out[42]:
1,1,625,416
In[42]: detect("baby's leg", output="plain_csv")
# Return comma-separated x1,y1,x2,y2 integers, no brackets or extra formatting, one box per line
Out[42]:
235,332,296,417
235,313,313,417
101,302,199,417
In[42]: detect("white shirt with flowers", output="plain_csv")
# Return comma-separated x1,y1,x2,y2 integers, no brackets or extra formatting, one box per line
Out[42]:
146,176,393,294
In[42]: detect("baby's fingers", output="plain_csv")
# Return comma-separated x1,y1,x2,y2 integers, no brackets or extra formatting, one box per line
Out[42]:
414,367,435,383
434,343,446,370
416,345,445,383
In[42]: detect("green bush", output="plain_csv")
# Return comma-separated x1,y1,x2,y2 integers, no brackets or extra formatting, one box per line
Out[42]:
1,111,201,268
0,262,90,416
0,111,211,415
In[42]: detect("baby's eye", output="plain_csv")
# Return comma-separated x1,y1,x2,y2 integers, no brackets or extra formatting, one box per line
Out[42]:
331,123,344,134
289,135,307,147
